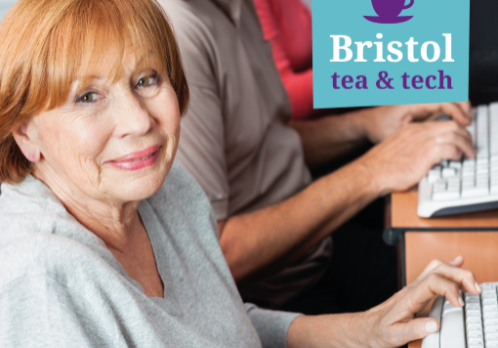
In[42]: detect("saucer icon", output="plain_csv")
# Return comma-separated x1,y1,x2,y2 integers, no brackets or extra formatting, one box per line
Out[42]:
363,15,413,24
364,0,414,24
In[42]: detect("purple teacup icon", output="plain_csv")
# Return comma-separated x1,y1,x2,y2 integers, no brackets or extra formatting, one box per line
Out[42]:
364,0,414,24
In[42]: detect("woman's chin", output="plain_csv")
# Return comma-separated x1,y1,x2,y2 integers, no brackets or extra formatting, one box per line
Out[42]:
103,168,168,202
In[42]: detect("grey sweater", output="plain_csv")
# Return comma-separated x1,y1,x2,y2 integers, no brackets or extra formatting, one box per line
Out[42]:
0,161,299,348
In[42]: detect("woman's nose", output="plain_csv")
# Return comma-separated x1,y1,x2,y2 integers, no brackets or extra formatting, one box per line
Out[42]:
113,94,154,139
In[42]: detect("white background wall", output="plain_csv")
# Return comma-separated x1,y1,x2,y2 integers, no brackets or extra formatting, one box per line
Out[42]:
0,0,16,22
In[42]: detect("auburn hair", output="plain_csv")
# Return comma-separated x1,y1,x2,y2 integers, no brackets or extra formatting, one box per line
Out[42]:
0,0,189,183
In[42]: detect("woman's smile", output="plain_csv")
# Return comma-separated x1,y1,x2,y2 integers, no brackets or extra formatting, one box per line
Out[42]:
106,145,162,171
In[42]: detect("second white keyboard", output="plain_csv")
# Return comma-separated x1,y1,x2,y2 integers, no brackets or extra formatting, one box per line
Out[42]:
422,282,498,348
418,102,498,217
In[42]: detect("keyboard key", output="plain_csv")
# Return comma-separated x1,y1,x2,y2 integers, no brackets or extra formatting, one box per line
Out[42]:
428,168,441,183
464,159,476,167
433,191,460,201
477,176,489,184
467,304,481,310
467,317,482,324
468,331,483,338
466,293,481,298
467,309,482,317
485,325,498,333
442,168,457,178
449,161,462,169
462,187,489,197
466,297,481,304
477,167,489,174
463,177,475,184
483,290,497,297
468,338,484,345
484,311,498,318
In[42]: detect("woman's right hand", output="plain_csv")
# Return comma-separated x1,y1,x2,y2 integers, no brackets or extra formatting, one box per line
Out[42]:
362,256,480,348
287,256,481,348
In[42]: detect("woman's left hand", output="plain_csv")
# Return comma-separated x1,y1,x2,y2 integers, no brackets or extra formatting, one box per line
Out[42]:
287,256,481,348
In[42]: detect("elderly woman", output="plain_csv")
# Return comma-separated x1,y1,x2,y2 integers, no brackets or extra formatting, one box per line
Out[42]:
0,0,481,347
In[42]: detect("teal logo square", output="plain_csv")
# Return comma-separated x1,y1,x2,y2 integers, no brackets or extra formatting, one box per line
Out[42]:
312,0,470,108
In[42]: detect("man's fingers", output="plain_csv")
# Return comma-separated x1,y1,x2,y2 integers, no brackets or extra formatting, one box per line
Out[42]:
410,102,472,125
391,318,440,345
457,101,472,116
434,127,476,159
441,102,472,126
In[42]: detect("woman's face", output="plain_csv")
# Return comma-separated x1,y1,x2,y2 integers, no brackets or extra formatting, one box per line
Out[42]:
19,46,181,205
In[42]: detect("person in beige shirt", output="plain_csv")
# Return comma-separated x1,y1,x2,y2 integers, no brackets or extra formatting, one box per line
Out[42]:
159,0,475,313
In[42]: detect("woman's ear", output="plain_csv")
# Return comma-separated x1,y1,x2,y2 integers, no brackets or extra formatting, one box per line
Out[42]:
12,121,41,163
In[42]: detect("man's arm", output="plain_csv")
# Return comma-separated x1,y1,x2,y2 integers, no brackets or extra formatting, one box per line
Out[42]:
219,121,475,281
288,108,371,167
290,103,472,167
286,257,481,348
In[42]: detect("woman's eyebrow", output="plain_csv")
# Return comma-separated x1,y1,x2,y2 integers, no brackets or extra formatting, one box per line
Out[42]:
74,75,106,84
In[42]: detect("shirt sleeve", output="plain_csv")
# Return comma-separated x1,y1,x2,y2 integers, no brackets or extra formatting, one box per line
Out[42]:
169,9,230,221
177,84,229,220
244,303,302,348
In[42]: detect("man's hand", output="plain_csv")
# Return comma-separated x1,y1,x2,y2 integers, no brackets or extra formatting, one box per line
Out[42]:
287,257,481,348
359,102,472,144
356,120,476,196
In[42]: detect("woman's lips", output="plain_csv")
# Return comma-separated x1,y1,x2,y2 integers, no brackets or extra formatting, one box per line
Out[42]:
106,146,161,171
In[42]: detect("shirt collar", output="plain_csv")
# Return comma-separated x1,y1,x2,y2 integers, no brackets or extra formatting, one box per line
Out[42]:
211,0,242,25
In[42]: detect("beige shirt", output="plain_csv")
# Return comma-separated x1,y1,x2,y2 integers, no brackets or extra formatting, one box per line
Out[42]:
161,0,332,307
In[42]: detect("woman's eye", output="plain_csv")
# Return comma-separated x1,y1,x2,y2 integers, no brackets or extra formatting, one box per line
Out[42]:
136,75,158,88
77,92,99,103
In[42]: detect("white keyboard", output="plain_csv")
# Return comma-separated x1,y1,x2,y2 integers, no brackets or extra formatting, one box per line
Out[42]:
418,103,498,217
422,282,498,348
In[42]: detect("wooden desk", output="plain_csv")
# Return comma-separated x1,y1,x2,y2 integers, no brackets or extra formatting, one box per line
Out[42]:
390,187,498,229
389,189,498,348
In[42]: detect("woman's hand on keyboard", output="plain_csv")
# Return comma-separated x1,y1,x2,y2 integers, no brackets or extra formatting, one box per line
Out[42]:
287,257,480,348
360,101,472,144
357,121,476,196
361,256,481,348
